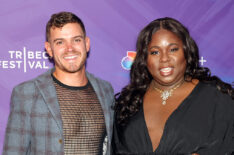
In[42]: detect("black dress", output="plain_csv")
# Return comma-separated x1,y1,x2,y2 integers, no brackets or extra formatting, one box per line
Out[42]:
112,82,234,155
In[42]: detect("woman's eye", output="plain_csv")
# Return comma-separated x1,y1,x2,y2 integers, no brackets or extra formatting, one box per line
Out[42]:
170,48,179,52
150,51,159,55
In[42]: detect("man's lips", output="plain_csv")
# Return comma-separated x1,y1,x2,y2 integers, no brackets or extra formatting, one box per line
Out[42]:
64,55,78,60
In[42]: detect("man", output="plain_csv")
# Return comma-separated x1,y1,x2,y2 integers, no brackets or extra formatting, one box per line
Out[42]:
3,11,114,155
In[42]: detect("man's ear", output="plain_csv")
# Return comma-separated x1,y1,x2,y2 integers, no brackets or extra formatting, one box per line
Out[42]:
85,36,90,53
45,42,53,58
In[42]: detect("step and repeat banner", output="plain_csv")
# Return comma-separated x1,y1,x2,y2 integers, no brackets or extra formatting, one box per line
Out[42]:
0,0,234,152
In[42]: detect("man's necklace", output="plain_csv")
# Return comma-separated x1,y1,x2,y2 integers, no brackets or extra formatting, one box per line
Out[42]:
153,81,184,105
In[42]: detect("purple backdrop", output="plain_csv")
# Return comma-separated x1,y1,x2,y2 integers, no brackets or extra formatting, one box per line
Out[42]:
1,0,234,152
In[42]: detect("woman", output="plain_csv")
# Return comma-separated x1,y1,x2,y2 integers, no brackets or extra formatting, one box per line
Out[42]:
112,17,234,154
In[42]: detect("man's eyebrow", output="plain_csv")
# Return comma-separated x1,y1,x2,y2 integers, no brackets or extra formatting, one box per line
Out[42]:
73,35,85,39
53,38,63,43
52,35,85,43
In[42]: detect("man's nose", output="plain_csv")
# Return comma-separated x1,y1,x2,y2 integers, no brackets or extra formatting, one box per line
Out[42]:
66,42,73,52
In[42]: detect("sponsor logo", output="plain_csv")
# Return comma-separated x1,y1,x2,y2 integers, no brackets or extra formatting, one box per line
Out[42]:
121,51,136,70
199,56,207,66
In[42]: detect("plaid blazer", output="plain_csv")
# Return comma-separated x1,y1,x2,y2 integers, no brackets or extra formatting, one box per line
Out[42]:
3,69,115,155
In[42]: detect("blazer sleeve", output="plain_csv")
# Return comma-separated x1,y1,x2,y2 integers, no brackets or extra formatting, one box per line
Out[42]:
3,82,35,155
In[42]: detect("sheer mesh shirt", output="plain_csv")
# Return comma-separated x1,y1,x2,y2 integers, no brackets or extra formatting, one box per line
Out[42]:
52,75,106,155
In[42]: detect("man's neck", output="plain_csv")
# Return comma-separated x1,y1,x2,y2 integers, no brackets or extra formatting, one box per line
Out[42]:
52,68,88,87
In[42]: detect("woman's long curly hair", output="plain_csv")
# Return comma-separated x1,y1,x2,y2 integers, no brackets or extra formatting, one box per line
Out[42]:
115,17,234,127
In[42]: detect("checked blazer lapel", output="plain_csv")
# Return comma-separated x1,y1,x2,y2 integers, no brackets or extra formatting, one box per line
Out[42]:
86,72,114,155
86,72,112,140
87,72,109,122
35,69,63,135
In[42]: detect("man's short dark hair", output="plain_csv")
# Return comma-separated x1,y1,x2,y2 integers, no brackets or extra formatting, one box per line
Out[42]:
46,11,86,41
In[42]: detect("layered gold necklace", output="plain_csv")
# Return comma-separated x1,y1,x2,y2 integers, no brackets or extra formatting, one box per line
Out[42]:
153,80,184,105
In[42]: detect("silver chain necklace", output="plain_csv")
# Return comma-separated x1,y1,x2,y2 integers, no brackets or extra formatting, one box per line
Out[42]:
153,81,184,105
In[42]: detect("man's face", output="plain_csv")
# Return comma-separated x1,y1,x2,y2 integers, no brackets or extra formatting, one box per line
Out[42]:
45,23,90,74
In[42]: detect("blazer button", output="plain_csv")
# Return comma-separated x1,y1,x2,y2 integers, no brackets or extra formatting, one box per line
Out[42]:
59,139,63,144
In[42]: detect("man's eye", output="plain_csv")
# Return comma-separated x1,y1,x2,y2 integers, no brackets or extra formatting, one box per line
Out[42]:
74,39,81,42
56,41,63,45
170,48,179,52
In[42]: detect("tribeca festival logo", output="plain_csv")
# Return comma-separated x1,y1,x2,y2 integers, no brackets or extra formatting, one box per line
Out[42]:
0,47,50,72
121,51,207,70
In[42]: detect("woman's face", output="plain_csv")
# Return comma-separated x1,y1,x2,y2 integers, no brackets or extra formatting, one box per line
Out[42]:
147,29,186,88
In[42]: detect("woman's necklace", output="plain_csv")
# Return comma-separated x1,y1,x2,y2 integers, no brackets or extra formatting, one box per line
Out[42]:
153,81,184,105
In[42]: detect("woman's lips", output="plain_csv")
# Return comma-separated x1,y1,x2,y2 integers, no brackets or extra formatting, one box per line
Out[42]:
160,67,173,76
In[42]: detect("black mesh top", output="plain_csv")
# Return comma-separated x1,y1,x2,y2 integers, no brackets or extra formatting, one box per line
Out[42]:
53,75,106,155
